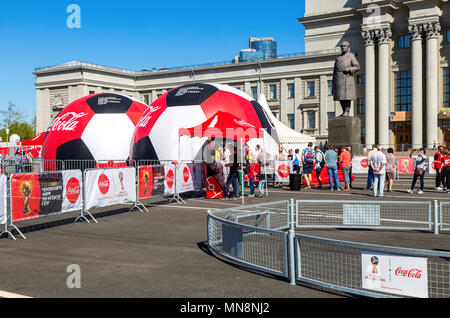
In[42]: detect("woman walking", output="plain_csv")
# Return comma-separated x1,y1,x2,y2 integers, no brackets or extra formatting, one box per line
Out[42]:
385,148,397,192
407,148,428,195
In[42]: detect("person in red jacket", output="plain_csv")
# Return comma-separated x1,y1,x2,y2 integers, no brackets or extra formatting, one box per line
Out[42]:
442,149,450,193
434,146,444,191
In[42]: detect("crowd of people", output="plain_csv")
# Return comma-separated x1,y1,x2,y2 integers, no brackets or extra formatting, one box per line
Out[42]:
207,139,449,199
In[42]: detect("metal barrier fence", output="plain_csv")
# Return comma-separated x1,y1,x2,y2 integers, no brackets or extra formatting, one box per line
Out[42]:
294,234,450,298
207,201,291,278
207,199,450,298
440,202,450,232
296,200,434,232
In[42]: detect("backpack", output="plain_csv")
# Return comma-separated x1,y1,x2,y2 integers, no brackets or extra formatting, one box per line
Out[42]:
304,148,315,164
293,155,299,166
317,151,326,168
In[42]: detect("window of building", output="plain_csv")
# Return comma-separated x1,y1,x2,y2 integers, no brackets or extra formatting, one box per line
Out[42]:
444,68,450,108
328,112,335,118
89,90,95,95
287,114,295,129
287,83,295,99
356,98,366,114
251,86,258,100
397,35,411,49
306,81,315,97
395,70,412,111
307,112,316,129
144,94,150,105
269,85,277,100
328,80,333,96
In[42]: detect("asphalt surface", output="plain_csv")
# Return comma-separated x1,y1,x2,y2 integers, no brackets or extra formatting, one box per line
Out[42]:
0,174,449,298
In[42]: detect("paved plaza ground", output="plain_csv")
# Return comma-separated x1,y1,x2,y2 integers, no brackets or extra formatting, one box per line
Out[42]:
0,174,448,298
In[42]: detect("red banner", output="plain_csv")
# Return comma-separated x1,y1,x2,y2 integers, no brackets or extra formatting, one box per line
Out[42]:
11,170,82,222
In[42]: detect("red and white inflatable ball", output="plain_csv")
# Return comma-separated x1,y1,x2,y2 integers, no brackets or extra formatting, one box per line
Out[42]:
43,93,148,161
130,83,279,161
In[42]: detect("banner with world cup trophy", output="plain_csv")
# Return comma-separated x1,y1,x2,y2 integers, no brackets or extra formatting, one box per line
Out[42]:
11,170,83,222
138,165,165,200
84,167,136,210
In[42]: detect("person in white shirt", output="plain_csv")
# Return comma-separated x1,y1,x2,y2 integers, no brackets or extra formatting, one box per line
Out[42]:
370,145,387,197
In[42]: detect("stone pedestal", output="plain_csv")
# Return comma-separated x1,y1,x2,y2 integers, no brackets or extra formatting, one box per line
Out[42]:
328,117,362,155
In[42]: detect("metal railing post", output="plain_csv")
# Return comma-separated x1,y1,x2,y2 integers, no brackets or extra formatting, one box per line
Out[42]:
288,198,296,285
434,200,439,235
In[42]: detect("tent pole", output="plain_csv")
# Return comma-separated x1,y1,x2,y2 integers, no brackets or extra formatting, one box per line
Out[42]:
240,138,244,205
263,133,268,197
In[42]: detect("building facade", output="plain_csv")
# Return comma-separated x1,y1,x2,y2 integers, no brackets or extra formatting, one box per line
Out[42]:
34,0,450,149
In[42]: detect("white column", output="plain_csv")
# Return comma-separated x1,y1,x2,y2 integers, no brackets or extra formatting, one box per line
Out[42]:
377,28,392,148
319,75,328,136
409,24,424,148
362,30,376,147
425,22,441,149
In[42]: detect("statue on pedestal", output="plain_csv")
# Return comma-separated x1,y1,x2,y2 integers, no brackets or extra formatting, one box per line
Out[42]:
332,41,360,117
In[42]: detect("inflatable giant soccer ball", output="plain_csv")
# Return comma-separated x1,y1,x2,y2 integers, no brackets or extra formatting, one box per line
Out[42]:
130,83,279,162
42,93,148,162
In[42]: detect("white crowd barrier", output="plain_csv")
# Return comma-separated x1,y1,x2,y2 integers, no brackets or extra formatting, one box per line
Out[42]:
0,160,207,240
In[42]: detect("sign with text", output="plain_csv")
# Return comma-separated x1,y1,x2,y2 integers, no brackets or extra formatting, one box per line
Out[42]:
11,170,82,222
362,251,428,298
138,165,165,200
84,167,136,210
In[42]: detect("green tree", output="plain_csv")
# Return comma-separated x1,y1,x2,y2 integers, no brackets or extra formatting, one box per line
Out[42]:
0,101,25,129
0,121,36,142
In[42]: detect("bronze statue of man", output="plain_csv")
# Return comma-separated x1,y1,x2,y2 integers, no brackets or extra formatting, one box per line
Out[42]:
332,41,360,117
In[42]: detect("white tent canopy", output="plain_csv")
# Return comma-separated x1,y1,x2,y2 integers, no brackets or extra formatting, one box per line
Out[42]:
257,94,316,153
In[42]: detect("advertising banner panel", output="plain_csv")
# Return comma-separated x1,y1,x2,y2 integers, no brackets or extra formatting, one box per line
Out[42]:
11,170,82,222
138,165,165,200
85,167,136,210
362,251,428,298
0,175,7,225
397,157,414,175
352,157,369,174
428,157,437,175
274,161,292,183
176,163,203,194
164,164,176,196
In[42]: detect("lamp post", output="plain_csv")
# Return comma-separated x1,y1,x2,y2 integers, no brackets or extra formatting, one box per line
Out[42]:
6,128,9,145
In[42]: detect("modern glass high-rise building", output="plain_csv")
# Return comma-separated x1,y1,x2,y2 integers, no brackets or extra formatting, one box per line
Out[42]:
238,37,277,62
249,37,277,60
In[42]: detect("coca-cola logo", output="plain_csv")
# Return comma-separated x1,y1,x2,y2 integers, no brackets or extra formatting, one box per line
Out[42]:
360,159,368,169
183,167,190,183
234,119,255,128
278,164,290,178
98,174,110,195
49,112,88,132
166,169,174,189
139,106,162,127
394,267,423,279
66,177,81,204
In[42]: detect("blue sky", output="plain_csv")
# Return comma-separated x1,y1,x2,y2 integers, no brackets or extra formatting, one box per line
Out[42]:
0,0,306,121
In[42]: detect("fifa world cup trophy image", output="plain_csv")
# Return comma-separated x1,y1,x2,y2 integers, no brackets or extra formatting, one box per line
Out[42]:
143,171,150,195
402,159,409,174
119,172,125,191
21,181,32,215
371,256,379,275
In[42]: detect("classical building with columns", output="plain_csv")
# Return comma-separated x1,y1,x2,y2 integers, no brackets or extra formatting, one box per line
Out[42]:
34,0,450,149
